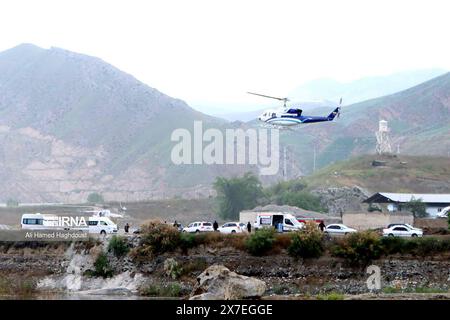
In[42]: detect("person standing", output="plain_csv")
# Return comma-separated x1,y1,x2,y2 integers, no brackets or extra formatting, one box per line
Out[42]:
213,220,219,232
124,223,130,234
318,221,326,232
247,221,252,233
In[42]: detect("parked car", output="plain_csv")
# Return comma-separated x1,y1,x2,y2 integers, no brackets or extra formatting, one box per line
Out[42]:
324,224,357,235
387,223,421,231
182,221,214,233
382,225,423,237
218,222,245,234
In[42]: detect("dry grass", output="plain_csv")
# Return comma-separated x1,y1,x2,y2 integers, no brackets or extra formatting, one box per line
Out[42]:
0,273,37,298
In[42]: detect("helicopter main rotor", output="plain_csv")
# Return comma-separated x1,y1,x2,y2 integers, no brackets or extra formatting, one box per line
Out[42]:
247,92,290,108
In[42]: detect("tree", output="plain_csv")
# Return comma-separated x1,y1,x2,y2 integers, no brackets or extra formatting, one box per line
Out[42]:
264,180,325,212
87,192,104,204
404,198,427,218
213,172,264,220
6,198,19,207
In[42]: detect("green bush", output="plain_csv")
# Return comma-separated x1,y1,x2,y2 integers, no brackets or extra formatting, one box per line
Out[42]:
140,283,184,297
137,220,180,256
380,236,408,255
413,237,450,256
316,292,344,300
108,235,129,257
164,258,183,279
6,198,19,207
179,232,197,254
288,222,324,259
331,231,383,267
380,237,450,256
90,252,113,278
245,228,276,256
87,192,104,204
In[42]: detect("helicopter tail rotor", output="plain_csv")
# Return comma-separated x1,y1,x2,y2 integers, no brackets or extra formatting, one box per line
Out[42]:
337,97,343,119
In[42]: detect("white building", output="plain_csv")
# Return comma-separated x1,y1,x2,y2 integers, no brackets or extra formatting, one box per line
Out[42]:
364,192,450,217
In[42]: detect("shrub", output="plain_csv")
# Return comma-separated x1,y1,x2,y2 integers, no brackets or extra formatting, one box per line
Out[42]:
87,192,104,204
331,231,383,267
379,237,450,257
288,222,324,259
137,220,180,256
413,237,449,256
6,198,19,207
0,276,36,297
380,236,408,255
108,235,129,257
179,232,197,254
180,259,209,276
140,283,184,297
316,292,344,300
273,233,293,250
91,252,113,278
164,258,183,279
245,228,276,256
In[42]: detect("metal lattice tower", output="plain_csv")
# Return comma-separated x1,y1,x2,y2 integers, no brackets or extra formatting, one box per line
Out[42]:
375,120,392,155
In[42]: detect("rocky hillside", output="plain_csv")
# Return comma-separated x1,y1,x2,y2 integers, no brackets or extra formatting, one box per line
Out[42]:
0,44,267,203
1,43,449,203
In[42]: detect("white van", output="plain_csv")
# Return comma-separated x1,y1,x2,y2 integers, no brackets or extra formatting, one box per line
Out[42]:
21,213,118,235
21,213,62,230
253,212,304,232
87,216,118,235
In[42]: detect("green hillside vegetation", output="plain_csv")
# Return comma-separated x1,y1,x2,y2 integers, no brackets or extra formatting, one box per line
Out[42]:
303,154,450,193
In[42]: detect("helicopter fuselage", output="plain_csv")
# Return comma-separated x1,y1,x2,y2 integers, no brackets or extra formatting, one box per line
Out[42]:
258,107,339,126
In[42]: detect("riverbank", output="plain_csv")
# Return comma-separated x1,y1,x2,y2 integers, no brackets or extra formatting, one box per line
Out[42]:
1,233,449,300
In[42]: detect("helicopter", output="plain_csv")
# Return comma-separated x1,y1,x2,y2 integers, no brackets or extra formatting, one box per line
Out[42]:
247,92,342,127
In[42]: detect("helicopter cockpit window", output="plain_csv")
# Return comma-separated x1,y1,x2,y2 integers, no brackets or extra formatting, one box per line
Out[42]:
271,113,276,118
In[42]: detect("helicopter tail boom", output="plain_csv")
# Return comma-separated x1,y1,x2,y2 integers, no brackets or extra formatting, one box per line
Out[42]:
327,107,341,121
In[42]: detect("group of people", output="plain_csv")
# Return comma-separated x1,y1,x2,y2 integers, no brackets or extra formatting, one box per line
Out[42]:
122,220,325,234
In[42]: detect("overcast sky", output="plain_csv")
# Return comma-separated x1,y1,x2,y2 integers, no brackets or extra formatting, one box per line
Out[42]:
1,0,450,113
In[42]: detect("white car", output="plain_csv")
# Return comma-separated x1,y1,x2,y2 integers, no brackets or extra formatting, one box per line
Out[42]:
383,225,423,237
324,224,357,235
182,221,214,233
218,222,246,234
